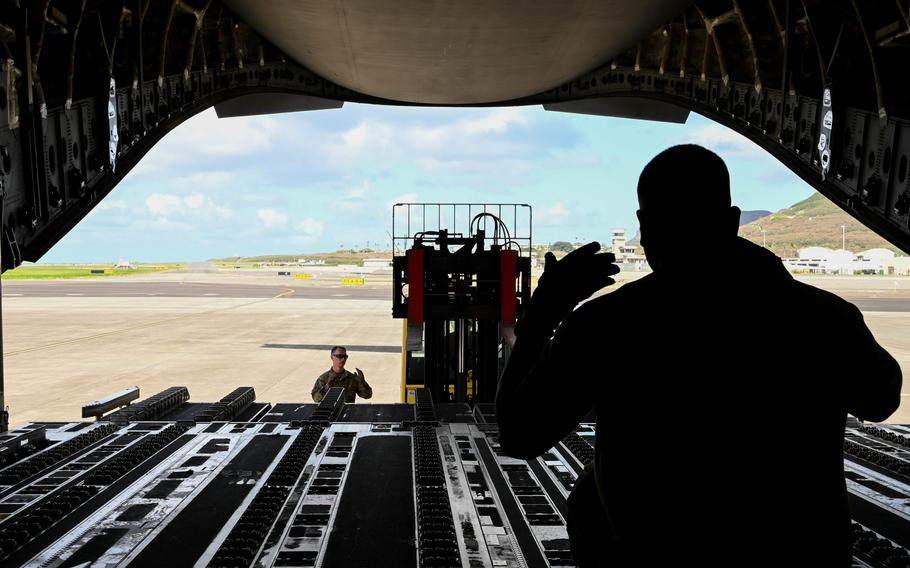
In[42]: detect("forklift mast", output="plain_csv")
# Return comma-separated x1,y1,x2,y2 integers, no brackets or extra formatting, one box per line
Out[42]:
392,204,532,404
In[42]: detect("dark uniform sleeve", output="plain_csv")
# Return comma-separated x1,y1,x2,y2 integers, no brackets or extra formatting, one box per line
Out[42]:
496,306,596,459
353,369,373,400
842,304,902,422
312,372,329,403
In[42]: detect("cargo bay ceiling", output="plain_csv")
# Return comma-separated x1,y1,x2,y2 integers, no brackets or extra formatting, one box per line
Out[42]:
0,0,907,269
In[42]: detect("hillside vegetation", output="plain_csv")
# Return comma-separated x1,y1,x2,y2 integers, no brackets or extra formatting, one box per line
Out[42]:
738,193,900,257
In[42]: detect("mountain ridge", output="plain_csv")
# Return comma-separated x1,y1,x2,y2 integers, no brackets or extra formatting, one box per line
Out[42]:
738,193,900,257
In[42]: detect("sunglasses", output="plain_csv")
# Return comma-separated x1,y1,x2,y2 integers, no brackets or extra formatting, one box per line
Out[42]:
332,354,348,359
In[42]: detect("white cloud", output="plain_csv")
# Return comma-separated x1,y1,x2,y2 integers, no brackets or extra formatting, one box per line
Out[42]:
286,218,325,246
460,108,529,134
145,217,194,233
388,193,418,213
407,108,530,150
129,109,281,177
327,108,533,168
415,157,534,175
299,218,324,236
211,204,233,220
169,111,279,156
146,192,231,219
341,122,381,148
345,181,370,200
333,180,371,212
338,121,401,152
98,200,128,211
184,194,205,208
416,158,467,172
543,154,604,168
685,123,765,159
257,208,288,228
171,171,236,192
147,194,187,216
537,201,570,225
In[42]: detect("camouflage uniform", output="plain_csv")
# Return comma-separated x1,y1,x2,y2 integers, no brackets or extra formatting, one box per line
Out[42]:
311,368,373,403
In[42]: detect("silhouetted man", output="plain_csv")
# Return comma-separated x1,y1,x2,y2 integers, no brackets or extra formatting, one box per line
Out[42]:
496,144,902,567
312,346,373,403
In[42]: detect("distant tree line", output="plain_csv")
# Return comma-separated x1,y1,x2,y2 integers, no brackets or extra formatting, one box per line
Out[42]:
549,241,575,253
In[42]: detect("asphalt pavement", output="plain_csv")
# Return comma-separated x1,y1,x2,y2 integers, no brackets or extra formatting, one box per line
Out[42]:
2,279,909,311
0,280,389,300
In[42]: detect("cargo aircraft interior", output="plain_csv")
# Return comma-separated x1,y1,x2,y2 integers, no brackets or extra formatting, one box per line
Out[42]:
0,1,908,566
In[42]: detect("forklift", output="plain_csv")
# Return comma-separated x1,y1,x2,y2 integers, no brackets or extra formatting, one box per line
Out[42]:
392,204,532,405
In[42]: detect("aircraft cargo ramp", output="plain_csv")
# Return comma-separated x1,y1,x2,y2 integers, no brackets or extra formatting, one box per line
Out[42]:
0,386,904,567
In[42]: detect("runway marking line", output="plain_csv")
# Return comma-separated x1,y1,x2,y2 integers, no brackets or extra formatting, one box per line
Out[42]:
4,287,296,357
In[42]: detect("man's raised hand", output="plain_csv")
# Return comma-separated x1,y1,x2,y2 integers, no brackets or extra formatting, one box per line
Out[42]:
539,242,619,305
519,241,619,335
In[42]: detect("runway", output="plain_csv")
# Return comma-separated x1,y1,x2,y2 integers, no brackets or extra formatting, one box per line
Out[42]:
2,272,910,424
849,298,910,313
2,279,909,311
0,281,389,301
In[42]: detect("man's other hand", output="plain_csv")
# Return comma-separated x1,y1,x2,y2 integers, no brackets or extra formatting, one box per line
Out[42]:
355,368,365,379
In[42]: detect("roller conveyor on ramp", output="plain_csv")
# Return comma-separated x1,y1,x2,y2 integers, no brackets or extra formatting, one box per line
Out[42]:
0,387,904,567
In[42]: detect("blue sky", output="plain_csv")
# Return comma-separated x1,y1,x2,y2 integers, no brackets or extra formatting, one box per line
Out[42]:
42,103,814,262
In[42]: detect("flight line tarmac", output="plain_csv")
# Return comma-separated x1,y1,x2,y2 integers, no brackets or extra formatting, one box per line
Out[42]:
2,278,909,311
1,280,390,300
2,269,910,425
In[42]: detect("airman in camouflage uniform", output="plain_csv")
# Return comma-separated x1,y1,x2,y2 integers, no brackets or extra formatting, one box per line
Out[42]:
312,346,373,403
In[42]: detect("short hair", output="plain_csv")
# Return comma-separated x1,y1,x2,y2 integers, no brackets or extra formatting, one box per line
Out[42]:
637,144,730,214
330,346,346,355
